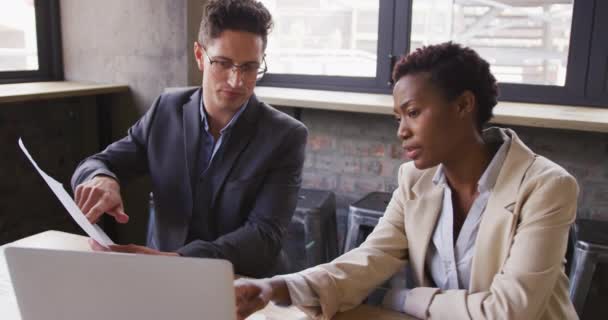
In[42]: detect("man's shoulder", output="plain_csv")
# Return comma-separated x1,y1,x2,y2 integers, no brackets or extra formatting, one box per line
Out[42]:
254,99,306,132
158,87,199,106
144,87,200,119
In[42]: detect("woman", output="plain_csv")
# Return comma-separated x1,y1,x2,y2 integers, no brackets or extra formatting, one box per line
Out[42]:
235,42,579,320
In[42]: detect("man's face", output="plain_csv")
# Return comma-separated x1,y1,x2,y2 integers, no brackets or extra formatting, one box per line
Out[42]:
194,30,264,114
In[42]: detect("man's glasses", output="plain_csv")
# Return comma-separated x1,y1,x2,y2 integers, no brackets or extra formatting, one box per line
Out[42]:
202,48,267,81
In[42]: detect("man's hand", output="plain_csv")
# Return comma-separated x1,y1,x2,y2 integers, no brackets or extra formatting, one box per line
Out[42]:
234,278,273,320
89,239,179,256
75,176,129,224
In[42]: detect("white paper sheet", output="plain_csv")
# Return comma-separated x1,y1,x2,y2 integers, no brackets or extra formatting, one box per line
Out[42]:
18,138,114,248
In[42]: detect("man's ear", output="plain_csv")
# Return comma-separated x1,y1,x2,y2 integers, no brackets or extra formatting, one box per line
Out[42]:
194,42,204,71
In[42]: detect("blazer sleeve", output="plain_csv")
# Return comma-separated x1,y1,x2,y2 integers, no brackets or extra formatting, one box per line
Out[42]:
404,174,579,320
290,165,411,319
176,123,308,277
70,96,159,191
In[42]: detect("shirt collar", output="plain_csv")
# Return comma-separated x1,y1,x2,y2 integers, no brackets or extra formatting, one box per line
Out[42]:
432,127,511,193
199,97,250,134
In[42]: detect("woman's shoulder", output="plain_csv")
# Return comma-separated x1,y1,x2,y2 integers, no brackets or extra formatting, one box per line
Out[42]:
506,128,575,183
525,155,576,185
516,155,579,208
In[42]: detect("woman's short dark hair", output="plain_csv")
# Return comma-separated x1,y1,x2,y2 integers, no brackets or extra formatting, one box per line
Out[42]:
199,0,273,50
392,42,498,129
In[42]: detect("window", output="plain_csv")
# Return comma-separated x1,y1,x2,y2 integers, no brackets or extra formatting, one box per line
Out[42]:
262,0,380,78
410,0,573,87
258,0,607,107
258,0,395,93
0,0,39,72
0,0,62,84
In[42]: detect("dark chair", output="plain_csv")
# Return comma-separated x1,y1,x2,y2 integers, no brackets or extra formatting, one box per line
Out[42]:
283,188,338,273
342,191,409,306
569,219,608,315
343,192,392,253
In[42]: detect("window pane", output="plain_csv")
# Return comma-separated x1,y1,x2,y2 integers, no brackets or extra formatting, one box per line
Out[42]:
260,0,379,77
0,0,39,72
410,0,574,86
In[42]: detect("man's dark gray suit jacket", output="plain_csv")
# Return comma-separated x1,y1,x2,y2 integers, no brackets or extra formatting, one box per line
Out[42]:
71,87,308,277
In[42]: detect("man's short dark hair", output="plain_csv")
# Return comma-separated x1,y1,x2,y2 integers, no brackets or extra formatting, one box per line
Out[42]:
392,42,498,130
199,0,273,50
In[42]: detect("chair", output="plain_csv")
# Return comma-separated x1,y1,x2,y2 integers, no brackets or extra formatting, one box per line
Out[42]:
283,188,338,272
342,191,409,306
343,192,392,253
569,219,608,315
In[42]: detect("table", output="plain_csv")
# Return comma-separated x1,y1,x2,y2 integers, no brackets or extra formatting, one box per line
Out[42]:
0,231,412,320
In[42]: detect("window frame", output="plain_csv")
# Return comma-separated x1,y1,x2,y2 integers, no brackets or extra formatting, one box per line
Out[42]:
586,0,608,106
0,0,63,84
257,0,608,108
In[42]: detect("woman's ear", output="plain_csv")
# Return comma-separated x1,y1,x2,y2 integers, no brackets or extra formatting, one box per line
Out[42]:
456,90,476,117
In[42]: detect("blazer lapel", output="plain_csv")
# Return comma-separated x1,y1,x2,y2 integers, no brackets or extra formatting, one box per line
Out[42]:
407,168,443,287
470,128,536,291
209,95,260,208
182,89,202,193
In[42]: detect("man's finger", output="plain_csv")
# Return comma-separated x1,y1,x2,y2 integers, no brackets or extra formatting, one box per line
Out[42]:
77,185,92,208
75,184,83,205
108,207,129,224
85,203,106,224
80,191,103,216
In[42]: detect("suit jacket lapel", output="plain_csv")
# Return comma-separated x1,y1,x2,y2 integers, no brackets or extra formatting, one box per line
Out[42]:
209,95,260,209
470,128,536,291
182,89,202,194
407,167,443,287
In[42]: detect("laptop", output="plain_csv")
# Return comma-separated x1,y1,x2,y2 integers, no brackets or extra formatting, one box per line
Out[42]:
4,247,236,320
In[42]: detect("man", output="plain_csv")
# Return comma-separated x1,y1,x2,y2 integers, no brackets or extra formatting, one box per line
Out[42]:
71,0,307,277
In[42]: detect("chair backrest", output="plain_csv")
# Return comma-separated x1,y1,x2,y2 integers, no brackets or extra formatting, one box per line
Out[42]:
565,223,578,276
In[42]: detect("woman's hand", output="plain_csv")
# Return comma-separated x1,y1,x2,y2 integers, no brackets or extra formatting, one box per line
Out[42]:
234,278,273,319
234,277,292,319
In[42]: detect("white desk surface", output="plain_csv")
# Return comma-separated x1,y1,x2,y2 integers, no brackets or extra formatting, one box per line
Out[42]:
0,231,411,320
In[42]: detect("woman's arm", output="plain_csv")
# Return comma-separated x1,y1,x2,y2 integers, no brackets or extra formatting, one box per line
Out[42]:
291,165,412,318
235,164,413,319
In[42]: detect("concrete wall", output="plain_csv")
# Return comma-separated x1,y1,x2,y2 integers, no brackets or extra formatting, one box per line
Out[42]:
60,0,192,243
61,0,190,112
187,0,204,86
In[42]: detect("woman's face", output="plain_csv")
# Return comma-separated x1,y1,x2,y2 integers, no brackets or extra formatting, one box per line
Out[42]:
393,73,472,169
